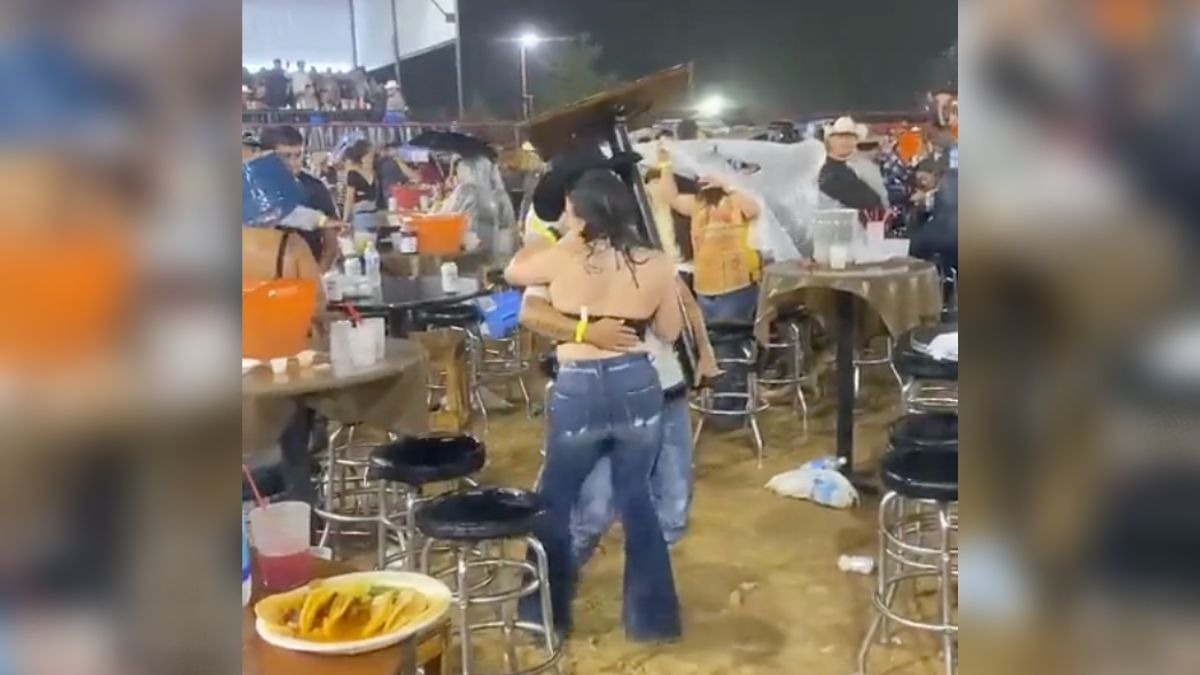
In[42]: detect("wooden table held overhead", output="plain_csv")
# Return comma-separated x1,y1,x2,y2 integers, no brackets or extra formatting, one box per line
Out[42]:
242,560,449,675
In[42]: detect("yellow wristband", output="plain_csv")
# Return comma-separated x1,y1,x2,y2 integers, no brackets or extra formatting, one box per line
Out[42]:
573,307,589,343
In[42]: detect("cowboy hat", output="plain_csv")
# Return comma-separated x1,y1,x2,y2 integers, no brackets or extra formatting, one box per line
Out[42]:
825,116,867,140
384,80,399,89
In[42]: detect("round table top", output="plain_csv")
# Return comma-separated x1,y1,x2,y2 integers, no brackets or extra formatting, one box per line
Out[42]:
334,276,484,312
242,339,424,399
756,256,943,343
762,256,937,282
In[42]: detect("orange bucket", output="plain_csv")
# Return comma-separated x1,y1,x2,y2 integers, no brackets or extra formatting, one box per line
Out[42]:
0,229,129,371
409,213,467,255
241,278,318,359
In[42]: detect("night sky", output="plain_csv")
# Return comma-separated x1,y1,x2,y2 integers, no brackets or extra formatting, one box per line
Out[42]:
402,0,956,120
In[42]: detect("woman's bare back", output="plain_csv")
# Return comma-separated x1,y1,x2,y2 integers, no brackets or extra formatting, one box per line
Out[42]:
549,245,681,361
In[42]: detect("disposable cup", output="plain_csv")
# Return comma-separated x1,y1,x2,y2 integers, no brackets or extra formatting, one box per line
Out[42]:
248,501,312,591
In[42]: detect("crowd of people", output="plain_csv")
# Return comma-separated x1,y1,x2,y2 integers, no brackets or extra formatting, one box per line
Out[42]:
243,59,409,117
241,98,959,644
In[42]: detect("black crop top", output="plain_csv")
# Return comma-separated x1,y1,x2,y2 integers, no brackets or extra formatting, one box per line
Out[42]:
561,312,652,341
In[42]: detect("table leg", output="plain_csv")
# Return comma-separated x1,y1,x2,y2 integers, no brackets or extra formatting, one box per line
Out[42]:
835,292,878,493
835,292,855,472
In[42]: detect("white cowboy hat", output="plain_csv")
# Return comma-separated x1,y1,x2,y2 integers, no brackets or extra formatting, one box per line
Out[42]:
241,84,251,94
385,80,399,90
825,116,867,140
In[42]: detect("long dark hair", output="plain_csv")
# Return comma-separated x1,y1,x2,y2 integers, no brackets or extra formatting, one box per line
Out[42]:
567,169,649,282
343,139,373,166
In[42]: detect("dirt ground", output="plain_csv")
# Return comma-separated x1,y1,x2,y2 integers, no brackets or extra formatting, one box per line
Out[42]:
470,384,948,675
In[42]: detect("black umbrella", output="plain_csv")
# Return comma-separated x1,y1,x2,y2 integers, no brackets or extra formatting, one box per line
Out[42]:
407,130,496,160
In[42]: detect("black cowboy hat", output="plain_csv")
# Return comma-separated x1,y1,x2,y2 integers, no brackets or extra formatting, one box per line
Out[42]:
531,143,642,222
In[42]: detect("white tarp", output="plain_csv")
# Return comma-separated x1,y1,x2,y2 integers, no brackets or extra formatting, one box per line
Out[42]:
242,0,458,72
354,0,458,70
242,0,357,71
634,139,829,262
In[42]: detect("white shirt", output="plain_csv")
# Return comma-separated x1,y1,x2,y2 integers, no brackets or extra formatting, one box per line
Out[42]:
289,70,311,96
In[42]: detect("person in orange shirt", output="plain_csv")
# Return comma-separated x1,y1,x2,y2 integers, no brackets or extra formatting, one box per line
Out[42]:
658,168,762,324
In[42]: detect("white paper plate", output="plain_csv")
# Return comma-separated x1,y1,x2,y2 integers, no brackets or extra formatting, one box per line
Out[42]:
254,571,452,656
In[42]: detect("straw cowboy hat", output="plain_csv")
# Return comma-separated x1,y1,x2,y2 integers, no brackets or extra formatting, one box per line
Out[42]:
385,80,399,90
825,116,868,140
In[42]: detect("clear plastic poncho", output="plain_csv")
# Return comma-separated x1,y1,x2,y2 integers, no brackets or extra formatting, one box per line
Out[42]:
440,155,517,260
633,138,828,261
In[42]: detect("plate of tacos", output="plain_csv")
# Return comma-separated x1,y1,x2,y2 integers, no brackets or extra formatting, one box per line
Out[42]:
254,571,452,655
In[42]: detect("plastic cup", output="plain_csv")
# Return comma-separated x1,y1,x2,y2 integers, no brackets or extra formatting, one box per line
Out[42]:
866,221,886,246
829,243,849,270
349,324,377,367
330,320,354,374
363,317,386,359
248,501,313,591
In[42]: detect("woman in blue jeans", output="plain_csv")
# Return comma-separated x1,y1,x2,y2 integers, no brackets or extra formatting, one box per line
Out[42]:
506,169,684,642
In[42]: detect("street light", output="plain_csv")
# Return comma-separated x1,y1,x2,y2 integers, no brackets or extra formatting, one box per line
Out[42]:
696,93,729,119
517,32,541,119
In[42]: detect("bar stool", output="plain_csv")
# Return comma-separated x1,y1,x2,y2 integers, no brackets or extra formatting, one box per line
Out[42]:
854,336,905,400
417,304,485,432
420,303,532,431
415,488,562,675
691,321,771,467
896,327,959,413
369,434,486,571
314,423,392,557
858,446,958,675
475,331,534,420
757,307,813,433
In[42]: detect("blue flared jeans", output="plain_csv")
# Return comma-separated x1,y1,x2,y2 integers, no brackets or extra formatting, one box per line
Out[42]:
524,353,682,642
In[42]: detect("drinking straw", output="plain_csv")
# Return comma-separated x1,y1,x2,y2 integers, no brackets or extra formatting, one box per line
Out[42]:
343,302,363,327
242,464,267,510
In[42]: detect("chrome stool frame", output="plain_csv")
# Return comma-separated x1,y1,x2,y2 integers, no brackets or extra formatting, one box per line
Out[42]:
314,424,395,557
903,379,959,413
690,337,771,467
424,325,489,428
757,318,813,434
858,492,959,675
473,331,534,422
420,535,562,674
375,476,480,571
854,336,905,400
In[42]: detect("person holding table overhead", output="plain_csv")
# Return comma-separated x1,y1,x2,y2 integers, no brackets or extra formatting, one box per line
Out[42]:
505,168,683,643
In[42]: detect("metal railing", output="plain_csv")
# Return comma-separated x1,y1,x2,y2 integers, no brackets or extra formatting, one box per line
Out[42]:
243,112,521,152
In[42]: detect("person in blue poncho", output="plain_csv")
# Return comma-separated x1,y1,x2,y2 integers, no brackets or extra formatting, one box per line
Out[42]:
242,153,324,507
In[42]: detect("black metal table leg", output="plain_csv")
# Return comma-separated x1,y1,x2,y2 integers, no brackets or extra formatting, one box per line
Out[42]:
834,292,878,493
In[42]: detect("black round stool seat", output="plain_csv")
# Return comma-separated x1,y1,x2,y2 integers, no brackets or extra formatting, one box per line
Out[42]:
415,488,543,541
707,320,755,345
369,435,485,486
889,413,958,452
896,327,958,382
881,449,958,502
417,303,481,330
